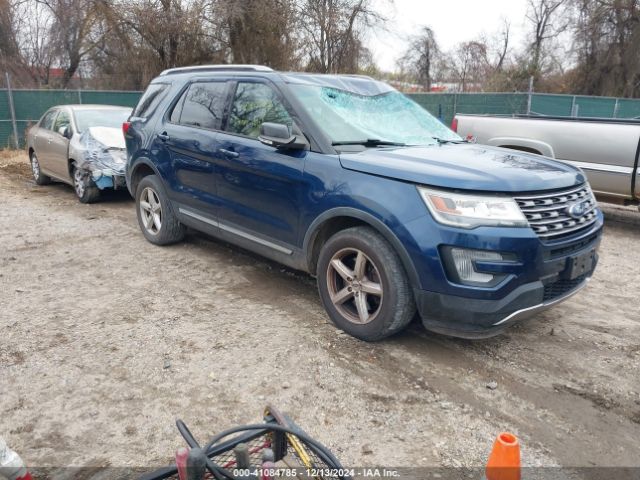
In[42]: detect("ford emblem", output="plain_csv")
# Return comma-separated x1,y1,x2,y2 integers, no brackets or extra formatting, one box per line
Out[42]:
567,201,589,219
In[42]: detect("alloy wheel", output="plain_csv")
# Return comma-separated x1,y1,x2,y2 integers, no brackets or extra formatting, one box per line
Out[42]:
73,168,86,198
326,248,384,325
139,187,162,235
31,154,40,181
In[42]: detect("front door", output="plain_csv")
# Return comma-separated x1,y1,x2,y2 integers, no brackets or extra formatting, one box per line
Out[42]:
49,108,72,180
215,80,306,249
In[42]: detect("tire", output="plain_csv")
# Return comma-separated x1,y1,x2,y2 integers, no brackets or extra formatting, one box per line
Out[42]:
317,226,416,341
135,174,185,245
30,151,51,185
72,163,100,203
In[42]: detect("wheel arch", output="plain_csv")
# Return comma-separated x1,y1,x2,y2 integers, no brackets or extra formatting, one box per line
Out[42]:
129,157,161,197
487,137,554,157
303,208,421,287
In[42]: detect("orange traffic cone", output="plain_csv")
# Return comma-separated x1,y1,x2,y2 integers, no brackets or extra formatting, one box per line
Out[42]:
485,432,521,480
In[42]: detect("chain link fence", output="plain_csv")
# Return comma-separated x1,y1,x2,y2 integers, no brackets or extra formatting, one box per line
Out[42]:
2,88,640,148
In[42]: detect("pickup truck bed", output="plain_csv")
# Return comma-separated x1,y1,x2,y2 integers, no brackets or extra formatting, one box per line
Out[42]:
453,114,640,205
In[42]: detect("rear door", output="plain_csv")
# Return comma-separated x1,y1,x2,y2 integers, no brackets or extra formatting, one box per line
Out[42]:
48,108,72,180
34,109,58,175
214,79,306,250
154,78,232,224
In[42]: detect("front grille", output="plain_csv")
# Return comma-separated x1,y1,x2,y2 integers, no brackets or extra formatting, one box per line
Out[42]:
515,185,598,240
543,274,588,302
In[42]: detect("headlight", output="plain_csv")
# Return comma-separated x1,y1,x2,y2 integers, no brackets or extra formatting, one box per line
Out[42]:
418,186,528,229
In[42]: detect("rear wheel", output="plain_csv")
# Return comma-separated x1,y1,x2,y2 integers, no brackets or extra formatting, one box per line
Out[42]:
317,226,416,341
136,174,185,245
30,152,51,185
72,163,100,203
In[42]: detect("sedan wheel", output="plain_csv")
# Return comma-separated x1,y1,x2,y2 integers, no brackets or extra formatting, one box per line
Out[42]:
31,154,40,180
139,187,162,235
73,168,86,198
30,152,51,185
326,248,384,325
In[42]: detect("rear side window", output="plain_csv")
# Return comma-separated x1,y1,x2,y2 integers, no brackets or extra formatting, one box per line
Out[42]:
133,83,170,118
40,110,58,130
172,81,228,130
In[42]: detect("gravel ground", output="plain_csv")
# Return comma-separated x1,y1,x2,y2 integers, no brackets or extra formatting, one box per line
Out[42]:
1,151,639,476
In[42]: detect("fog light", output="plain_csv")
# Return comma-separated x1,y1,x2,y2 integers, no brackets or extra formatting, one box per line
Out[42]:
450,248,503,284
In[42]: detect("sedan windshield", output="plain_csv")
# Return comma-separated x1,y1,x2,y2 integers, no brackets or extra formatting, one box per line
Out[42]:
73,108,132,133
288,85,461,146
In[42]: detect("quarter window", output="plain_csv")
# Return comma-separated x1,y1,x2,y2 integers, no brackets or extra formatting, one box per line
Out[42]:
227,82,292,138
133,83,169,118
174,82,228,130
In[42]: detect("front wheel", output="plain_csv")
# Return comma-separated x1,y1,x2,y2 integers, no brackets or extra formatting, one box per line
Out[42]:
317,226,416,341
72,164,100,203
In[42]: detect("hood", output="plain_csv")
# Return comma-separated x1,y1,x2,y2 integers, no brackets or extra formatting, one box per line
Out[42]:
86,126,126,149
339,144,585,193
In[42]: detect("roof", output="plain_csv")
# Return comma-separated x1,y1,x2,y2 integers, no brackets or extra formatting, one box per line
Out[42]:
152,64,395,96
280,73,395,96
53,104,132,111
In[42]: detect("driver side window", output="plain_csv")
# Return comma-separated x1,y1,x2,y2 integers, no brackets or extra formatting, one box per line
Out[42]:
40,110,58,131
227,82,292,138
53,110,71,134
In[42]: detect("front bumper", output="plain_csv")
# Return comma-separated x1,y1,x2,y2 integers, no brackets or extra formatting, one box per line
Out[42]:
91,171,126,190
404,210,603,339
415,272,593,339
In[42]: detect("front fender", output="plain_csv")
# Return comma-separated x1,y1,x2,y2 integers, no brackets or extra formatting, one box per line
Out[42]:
302,206,422,288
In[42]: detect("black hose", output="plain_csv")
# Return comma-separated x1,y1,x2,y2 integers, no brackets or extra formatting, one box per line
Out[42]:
202,423,344,470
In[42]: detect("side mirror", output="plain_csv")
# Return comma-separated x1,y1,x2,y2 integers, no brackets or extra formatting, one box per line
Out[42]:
58,126,72,139
258,122,307,150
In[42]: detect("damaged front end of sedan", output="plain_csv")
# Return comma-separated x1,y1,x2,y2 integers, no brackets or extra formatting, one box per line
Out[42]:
74,127,128,190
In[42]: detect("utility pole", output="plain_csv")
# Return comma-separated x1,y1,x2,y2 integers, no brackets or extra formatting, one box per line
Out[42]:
5,72,19,149
526,76,534,115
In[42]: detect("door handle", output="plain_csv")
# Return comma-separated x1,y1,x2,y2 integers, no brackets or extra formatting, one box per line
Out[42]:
157,132,170,141
218,148,239,159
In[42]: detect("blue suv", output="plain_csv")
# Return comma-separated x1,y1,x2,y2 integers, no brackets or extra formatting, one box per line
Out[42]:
124,65,603,341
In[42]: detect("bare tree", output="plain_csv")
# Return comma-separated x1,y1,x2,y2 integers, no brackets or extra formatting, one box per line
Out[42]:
449,40,490,92
570,0,640,97
525,0,568,82
299,0,384,73
399,26,440,90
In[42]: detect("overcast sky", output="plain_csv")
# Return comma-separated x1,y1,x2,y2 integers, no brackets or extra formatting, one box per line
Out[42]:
370,0,531,71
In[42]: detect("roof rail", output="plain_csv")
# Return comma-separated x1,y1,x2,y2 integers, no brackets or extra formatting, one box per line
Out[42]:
159,64,274,76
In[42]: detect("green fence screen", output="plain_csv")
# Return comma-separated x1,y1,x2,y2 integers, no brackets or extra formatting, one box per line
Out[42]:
2,88,640,148
0,89,142,148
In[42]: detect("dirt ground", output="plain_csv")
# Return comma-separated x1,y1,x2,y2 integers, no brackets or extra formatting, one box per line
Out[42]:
1,150,639,476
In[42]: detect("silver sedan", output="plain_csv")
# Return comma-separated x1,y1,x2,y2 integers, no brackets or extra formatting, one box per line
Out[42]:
26,104,132,203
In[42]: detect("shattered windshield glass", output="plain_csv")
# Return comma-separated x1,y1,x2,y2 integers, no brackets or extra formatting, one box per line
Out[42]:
288,85,461,146
74,109,132,133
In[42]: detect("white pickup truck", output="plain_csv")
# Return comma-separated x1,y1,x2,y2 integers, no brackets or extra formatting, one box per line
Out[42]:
453,114,640,206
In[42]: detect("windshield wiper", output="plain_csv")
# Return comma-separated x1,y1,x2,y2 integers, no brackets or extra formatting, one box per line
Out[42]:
332,139,406,147
432,137,466,145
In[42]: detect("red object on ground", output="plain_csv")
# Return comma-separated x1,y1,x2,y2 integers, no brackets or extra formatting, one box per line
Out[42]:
451,117,458,132
175,447,190,480
485,432,521,480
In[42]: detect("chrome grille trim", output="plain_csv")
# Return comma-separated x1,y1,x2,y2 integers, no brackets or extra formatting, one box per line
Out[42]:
515,185,598,240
